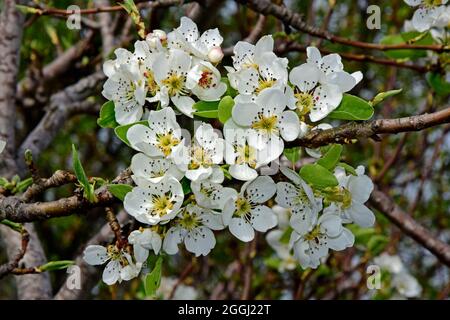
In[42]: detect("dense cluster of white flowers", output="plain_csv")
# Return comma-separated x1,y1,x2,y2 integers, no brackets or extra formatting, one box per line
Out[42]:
84,17,375,285
404,0,450,33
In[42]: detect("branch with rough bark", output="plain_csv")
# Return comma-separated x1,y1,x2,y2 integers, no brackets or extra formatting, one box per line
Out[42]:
370,188,450,267
288,107,450,149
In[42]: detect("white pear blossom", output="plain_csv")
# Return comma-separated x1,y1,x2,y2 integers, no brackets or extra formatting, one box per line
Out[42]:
146,29,168,49
223,176,277,242
374,253,405,274
191,167,238,210
223,119,272,181
186,60,227,101
231,88,301,162
127,107,188,170
128,228,162,263
124,176,184,225
184,123,225,182
286,47,362,122
289,213,355,269
150,49,194,117
163,204,225,256
275,166,323,234
404,0,449,32
131,153,184,185
392,272,423,298
168,16,224,63
329,165,375,228
226,35,289,99
83,244,141,285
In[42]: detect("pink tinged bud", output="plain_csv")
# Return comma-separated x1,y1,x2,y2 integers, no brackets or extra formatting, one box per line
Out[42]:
146,29,167,48
152,29,167,41
208,46,224,63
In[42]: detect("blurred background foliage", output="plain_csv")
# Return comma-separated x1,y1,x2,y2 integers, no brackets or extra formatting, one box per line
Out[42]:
0,0,449,299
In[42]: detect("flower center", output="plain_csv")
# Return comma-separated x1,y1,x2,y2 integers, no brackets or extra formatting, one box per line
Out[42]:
423,0,443,7
151,193,174,217
198,70,214,89
235,197,252,217
294,92,314,116
235,143,257,168
156,131,180,156
304,225,323,243
179,211,200,230
255,78,275,94
189,146,213,170
322,186,352,209
251,114,278,134
162,72,186,96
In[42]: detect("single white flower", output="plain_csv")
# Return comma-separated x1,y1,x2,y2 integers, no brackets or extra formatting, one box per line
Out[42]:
163,204,225,257
124,176,184,225
150,49,195,117
329,165,376,228
404,0,449,32
289,213,355,269
392,272,423,298
226,35,289,99
275,166,323,234
130,153,184,185
231,88,301,162
184,123,225,182
186,60,227,101
83,244,141,285
127,107,188,170
374,253,405,274
223,176,277,242
0,140,5,154
266,229,297,272
223,119,272,181
191,167,238,210
128,228,162,263
168,16,224,63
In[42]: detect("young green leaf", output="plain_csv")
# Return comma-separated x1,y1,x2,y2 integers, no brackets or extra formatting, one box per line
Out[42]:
427,72,450,96
107,184,133,201
379,31,433,60
72,145,97,202
38,260,75,272
218,96,234,124
283,147,301,165
371,89,403,106
97,101,119,128
337,162,357,175
145,256,163,297
14,177,33,194
317,145,343,170
328,94,374,121
193,110,219,119
221,77,238,97
114,120,148,146
193,100,220,112
299,164,338,189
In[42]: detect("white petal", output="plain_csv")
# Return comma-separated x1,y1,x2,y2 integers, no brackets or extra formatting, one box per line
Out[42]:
255,88,287,115
185,226,216,256
83,245,109,265
177,17,199,42
163,227,184,255
244,175,277,204
229,217,255,242
229,164,258,181
232,101,259,127
347,202,376,228
319,213,343,238
348,175,374,203
289,63,319,92
279,111,300,142
172,95,195,117
250,205,278,232
306,47,322,65
102,260,121,285
327,228,355,251
254,35,274,60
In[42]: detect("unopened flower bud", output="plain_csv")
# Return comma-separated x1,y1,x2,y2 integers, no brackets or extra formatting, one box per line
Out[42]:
207,46,224,63
146,29,167,48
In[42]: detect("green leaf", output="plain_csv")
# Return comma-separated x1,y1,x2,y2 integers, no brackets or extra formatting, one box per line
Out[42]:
283,147,301,164
0,219,23,233
107,184,133,201
299,164,338,189
16,4,42,14
180,177,191,195
337,162,357,175
371,89,403,106
218,96,234,124
427,72,450,96
38,260,75,272
114,120,148,146
222,77,238,98
380,31,433,59
193,100,220,112
97,101,119,128
328,94,374,121
72,145,97,203
367,235,389,255
193,110,219,119
14,177,33,193
317,145,343,170
144,256,163,297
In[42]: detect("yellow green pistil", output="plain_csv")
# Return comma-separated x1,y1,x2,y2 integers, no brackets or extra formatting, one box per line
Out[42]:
304,225,322,242
145,70,159,96
322,186,352,209
251,114,278,134
156,132,180,156
179,211,200,230
162,72,186,96
255,78,275,94
151,193,174,217
235,143,257,168
107,245,128,265
235,197,252,217
189,146,212,170
294,92,314,117
424,0,443,7
198,70,214,89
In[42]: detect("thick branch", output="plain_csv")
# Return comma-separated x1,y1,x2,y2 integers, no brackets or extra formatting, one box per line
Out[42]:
237,0,449,53
370,188,450,267
291,107,450,149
